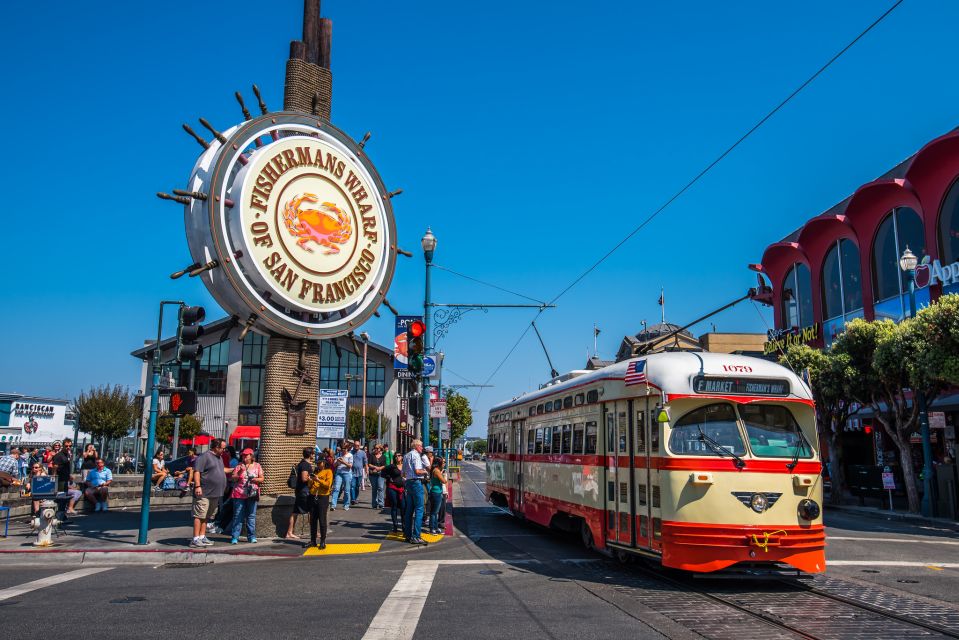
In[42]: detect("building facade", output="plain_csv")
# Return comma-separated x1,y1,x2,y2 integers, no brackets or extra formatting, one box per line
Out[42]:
0,393,78,452
131,318,398,450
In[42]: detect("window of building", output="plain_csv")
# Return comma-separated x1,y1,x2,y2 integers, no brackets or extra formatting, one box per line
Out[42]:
940,178,959,267
319,340,386,401
873,208,928,321
193,339,229,395
822,238,865,346
239,333,267,422
780,263,813,330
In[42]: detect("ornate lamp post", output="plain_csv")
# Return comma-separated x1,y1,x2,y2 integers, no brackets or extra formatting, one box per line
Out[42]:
900,246,935,516
421,228,437,447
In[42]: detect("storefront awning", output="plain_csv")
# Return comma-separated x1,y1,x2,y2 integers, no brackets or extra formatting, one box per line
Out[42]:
229,425,260,442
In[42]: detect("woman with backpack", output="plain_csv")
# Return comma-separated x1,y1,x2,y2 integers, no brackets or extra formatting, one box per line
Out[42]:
286,448,315,540
229,448,263,544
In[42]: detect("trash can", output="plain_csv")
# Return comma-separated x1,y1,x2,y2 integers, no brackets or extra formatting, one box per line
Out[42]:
936,463,957,520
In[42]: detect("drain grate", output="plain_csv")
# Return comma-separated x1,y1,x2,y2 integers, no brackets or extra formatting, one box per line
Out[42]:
479,569,502,575
110,596,147,604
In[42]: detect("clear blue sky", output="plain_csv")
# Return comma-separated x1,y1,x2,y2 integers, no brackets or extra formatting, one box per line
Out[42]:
1,1,955,437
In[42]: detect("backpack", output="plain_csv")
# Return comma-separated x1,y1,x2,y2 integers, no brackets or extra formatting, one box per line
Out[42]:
287,464,298,490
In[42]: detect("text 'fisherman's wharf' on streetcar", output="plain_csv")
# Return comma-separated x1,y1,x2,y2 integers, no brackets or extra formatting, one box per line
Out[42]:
485,351,824,573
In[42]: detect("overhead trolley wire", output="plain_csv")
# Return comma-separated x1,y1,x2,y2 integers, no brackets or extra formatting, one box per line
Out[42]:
478,0,904,387
433,264,546,305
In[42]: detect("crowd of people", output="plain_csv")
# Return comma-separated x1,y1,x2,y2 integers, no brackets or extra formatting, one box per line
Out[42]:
0,440,114,513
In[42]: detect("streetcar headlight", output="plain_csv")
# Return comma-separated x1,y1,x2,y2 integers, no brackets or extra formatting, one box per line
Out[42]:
750,493,768,513
798,498,820,521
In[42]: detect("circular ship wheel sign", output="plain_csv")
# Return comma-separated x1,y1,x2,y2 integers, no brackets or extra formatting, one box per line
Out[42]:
182,113,397,339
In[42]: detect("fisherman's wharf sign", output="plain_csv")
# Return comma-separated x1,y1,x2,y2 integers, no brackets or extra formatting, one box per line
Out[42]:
181,112,397,339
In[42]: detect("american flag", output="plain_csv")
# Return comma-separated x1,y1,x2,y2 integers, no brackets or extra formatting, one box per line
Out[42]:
625,360,647,386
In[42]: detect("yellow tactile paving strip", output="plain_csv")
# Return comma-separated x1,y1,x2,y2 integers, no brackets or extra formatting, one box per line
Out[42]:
384,531,445,544
302,543,381,556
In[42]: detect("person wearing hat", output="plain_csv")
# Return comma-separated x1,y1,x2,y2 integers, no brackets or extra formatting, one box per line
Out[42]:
229,448,264,544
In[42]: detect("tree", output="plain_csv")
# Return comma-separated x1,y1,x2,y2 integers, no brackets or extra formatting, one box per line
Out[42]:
156,413,203,447
832,297,959,513
347,406,391,442
471,439,488,455
781,344,858,504
444,391,473,444
73,385,137,442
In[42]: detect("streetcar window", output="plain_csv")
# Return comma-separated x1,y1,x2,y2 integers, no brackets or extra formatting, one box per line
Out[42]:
529,407,535,417
586,390,599,404
618,412,628,453
650,410,660,452
585,421,598,454
572,423,584,454
527,429,535,454
551,426,561,453
606,412,615,454
740,404,812,458
535,428,544,454
635,410,646,454
668,403,745,456
561,424,571,454
574,393,585,406
537,404,544,415
564,396,573,409
545,401,553,412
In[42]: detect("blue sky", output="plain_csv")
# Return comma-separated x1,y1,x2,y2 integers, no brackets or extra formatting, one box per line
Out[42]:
1,1,956,437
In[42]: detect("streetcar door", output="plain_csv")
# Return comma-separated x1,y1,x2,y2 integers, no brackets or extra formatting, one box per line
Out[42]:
604,400,633,547
636,396,653,550
513,419,525,513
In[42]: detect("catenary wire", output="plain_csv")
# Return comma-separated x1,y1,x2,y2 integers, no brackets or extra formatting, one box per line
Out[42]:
433,264,547,305
479,1,903,389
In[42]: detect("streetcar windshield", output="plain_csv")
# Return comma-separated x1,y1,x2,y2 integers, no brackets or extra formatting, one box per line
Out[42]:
669,403,745,456
740,404,812,459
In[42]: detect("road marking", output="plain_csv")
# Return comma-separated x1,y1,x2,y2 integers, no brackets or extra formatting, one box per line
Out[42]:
829,536,959,546
0,567,113,602
362,560,503,640
385,531,445,544
302,543,381,556
829,560,959,568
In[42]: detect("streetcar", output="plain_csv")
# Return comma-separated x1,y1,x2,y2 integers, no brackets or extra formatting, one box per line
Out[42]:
485,351,825,573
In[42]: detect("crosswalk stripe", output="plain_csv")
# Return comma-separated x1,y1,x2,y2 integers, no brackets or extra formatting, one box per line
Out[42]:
0,567,113,602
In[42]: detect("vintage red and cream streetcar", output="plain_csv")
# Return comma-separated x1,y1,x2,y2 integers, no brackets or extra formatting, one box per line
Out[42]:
485,351,825,573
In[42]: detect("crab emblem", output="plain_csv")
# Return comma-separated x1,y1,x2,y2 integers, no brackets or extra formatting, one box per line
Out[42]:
282,193,352,254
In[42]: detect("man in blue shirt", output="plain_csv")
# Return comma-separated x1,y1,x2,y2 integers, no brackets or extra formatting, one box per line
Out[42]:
401,440,429,545
83,458,113,512
350,440,367,506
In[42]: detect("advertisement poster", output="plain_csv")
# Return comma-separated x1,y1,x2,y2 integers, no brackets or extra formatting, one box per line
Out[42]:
394,315,421,379
316,389,348,439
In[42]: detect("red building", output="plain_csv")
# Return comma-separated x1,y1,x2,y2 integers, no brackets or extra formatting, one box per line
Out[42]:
758,127,959,346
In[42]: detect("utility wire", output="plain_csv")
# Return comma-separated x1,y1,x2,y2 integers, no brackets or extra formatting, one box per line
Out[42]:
433,264,546,305
478,1,902,389
546,0,903,307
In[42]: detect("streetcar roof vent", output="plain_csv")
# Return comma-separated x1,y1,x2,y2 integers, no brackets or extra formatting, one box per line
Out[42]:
538,370,590,389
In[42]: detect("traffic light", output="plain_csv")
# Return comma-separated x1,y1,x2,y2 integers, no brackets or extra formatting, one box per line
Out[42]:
176,305,206,362
407,318,426,374
169,390,197,416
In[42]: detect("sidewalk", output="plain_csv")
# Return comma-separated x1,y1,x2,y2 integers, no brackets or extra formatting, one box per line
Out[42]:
827,502,959,531
0,482,457,566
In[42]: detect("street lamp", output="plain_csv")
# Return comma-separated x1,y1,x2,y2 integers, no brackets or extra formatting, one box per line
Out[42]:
900,245,935,516
421,228,437,447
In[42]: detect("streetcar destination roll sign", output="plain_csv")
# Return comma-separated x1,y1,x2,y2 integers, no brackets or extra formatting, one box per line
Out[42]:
693,376,789,396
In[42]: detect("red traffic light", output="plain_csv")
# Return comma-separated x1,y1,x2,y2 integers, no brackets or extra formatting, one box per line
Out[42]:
409,320,426,337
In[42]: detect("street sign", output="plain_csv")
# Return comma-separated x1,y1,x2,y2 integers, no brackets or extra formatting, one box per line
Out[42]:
394,315,421,379
422,355,436,377
430,399,447,419
427,352,442,381
317,389,348,439
930,411,946,430
440,423,451,440
169,390,196,416
881,472,896,490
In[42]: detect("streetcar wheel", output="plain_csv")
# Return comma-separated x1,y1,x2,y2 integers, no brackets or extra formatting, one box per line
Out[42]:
614,548,631,564
580,520,594,550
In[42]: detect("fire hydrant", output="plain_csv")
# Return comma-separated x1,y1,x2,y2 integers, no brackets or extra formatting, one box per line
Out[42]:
31,500,60,547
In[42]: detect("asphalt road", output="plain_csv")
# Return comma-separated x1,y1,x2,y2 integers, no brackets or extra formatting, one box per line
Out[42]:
1,460,958,640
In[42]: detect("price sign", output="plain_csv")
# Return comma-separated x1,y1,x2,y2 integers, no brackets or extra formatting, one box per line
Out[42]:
881,472,896,490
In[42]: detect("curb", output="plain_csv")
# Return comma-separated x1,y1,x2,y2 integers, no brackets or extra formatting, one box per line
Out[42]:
827,504,959,529
0,548,297,566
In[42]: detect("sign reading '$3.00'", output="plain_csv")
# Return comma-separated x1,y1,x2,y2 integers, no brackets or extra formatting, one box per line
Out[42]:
240,136,382,312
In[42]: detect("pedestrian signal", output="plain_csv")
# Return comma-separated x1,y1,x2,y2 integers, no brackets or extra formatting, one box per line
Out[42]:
169,390,197,416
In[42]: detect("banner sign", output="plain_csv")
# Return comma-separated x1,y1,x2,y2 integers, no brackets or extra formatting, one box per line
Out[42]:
430,399,447,419
763,324,820,355
317,389,348,439
394,315,421,379
399,397,410,433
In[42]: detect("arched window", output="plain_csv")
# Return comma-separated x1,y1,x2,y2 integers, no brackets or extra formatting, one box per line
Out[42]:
940,179,959,265
780,263,813,330
872,207,926,320
821,238,864,345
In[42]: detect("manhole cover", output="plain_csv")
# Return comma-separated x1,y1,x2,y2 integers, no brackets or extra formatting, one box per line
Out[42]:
896,579,920,584
479,569,502,575
861,569,880,573
110,596,147,604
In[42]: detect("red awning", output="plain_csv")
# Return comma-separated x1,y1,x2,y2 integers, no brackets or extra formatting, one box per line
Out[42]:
182,434,211,445
229,425,261,442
